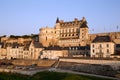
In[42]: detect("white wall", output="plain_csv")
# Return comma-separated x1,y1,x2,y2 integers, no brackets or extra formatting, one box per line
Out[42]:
91,42,115,58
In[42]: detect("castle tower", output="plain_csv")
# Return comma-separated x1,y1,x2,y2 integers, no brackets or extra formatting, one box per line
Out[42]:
79,17,89,46
39,27,54,47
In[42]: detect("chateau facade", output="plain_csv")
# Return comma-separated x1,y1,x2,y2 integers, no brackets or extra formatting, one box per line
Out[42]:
39,17,89,47
0,17,120,59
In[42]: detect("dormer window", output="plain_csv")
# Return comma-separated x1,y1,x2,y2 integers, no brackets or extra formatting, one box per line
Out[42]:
73,47,74,50
69,47,71,50
76,47,78,50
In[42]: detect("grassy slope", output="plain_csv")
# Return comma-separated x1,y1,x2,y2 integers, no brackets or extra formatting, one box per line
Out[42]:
0,71,114,80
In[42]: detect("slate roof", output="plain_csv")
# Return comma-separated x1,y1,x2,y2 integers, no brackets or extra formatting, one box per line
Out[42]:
80,21,88,28
0,42,4,48
56,17,60,23
23,41,31,50
92,36,112,43
112,50,120,55
11,42,19,48
116,44,120,48
58,18,88,28
44,46,69,50
69,46,90,50
33,41,43,48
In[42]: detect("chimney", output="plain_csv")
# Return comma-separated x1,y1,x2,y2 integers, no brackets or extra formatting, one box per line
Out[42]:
74,18,78,21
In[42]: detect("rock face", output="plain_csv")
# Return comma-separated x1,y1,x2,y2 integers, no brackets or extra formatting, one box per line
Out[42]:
58,61,117,77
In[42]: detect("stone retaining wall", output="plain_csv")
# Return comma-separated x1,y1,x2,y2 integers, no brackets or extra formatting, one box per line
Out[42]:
58,61,117,77
59,58,120,70
12,60,56,67
0,60,56,67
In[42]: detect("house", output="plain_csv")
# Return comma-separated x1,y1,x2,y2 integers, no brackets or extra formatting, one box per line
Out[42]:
29,41,44,60
6,42,24,59
91,36,115,58
0,43,7,59
41,46,68,59
111,44,120,58
68,46,90,57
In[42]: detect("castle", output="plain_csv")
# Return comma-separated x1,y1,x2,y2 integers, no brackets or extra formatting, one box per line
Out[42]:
0,17,120,60
39,17,120,47
39,17,89,47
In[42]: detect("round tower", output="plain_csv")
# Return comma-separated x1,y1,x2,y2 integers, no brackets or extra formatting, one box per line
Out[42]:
39,27,54,47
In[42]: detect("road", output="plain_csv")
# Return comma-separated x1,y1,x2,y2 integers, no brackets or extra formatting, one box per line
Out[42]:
54,68,119,80
0,67,119,80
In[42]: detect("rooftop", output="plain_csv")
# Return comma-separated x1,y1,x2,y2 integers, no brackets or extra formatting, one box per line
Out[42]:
44,46,69,50
92,36,112,43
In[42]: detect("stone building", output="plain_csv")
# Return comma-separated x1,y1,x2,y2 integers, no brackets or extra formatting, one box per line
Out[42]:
29,41,44,60
41,46,68,59
39,17,89,47
91,36,115,58
39,17,120,47
68,46,90,57
89,32,120,44
0,43,7,59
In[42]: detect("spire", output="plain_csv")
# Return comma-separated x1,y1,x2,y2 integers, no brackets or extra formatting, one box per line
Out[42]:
82,17,86,22
56,17,59,23
80,17,88,28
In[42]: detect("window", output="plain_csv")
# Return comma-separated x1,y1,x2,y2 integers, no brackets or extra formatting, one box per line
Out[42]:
69,47,71,50
92,44,94,48
65,34,67,37
69,29,71,32
99,49,102,53
62,30,64,33
77,28,79,32
106,44,109,48
107,49,109,53
93,49,95,53
65,29,67,33
99,44,102,48
72,29,74,32
76,47,78,50
73,48,74,50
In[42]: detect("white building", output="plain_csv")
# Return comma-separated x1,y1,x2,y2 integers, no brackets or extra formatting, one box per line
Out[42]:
6,41,44,60
91,36,115,58
0,43,7,59
29,41,44,60
6,43,24,59
41,46,68,59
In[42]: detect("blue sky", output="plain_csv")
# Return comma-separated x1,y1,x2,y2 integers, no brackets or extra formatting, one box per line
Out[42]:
0,0,120,36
